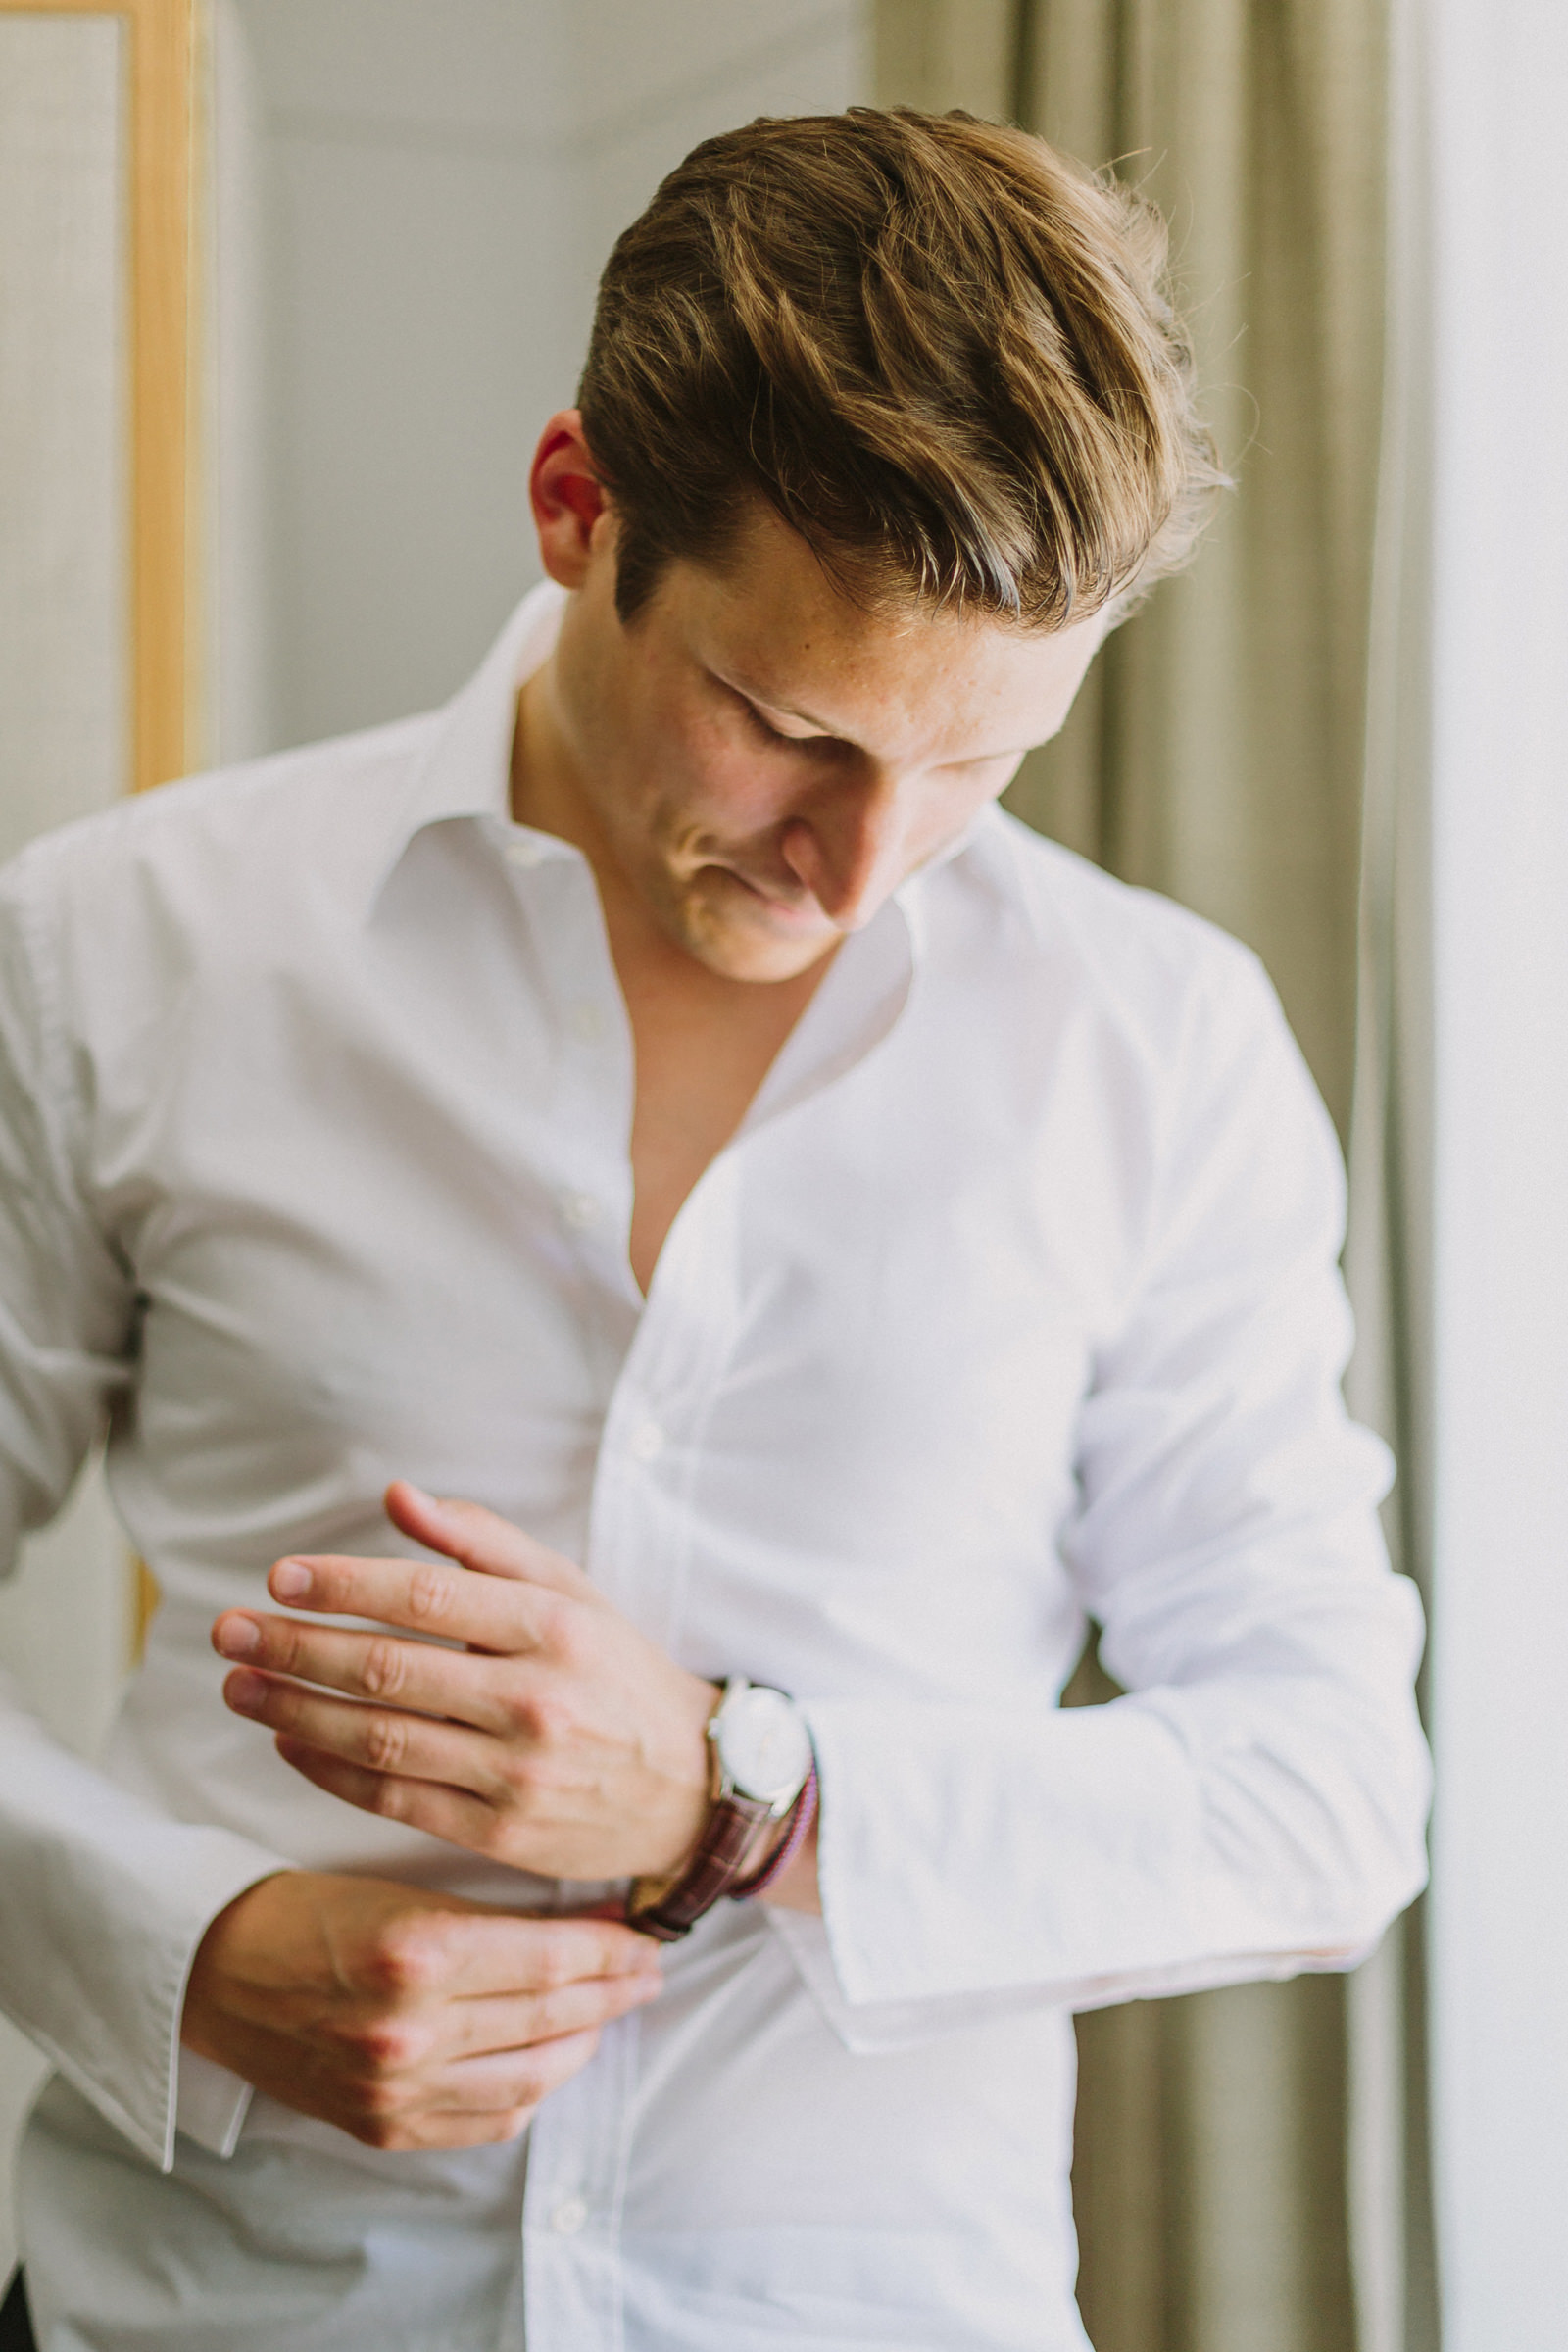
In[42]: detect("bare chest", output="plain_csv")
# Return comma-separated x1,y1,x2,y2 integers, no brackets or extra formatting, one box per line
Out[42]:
625,980,821,1295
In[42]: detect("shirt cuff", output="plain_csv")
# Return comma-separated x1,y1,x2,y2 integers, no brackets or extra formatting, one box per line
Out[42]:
0,1686,292,2174
35,1837,286,2173
795,1689,1425,2021
768,1902,1380,2054
173,2045,253,2157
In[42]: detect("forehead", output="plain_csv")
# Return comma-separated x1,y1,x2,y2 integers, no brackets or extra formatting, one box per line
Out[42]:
662,505,1104,759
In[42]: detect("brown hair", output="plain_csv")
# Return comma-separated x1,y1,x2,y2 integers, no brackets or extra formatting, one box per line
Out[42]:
577,107,1223,630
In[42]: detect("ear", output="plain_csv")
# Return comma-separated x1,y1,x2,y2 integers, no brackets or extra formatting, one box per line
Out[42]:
529,409,612,591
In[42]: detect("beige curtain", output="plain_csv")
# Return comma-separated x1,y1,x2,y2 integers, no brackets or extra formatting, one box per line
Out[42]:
875,6,1431,2348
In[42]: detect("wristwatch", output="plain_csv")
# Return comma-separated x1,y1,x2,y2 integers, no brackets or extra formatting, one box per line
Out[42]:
627,1679,815,1943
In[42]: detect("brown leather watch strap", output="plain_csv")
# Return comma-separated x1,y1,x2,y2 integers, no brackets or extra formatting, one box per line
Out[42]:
626,1789,777,1943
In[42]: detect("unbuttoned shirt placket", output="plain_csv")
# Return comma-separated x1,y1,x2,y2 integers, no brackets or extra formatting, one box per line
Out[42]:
514,1239,742,2352
500,825,917,2351
497,824,750,2352
515,1209,746,2352
495,826,641,1414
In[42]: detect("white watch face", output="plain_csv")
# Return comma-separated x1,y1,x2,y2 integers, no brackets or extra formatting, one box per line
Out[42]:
716,1686,812,1808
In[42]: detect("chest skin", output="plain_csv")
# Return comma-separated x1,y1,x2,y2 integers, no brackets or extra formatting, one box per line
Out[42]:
613,914,836,1297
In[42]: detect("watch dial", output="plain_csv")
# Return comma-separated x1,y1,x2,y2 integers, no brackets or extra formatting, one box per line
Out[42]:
720,1687,813,1806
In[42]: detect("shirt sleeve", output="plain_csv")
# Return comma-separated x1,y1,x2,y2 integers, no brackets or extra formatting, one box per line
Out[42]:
789,940,1431,2033
0,857,285,2168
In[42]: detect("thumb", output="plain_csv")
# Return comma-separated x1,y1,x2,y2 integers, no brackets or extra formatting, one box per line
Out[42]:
383,1481,597,1598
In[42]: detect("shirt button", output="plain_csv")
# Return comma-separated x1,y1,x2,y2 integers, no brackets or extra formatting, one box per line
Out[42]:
505,834,549,869
560,1190,600,1232
629,1419,665,1463
550,2196,588,2236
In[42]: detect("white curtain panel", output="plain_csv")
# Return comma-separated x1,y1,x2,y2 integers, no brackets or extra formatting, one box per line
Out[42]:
1424,0,1568,2344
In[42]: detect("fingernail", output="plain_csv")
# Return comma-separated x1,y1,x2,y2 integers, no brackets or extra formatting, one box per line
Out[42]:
225,1668,266,1711
400,1482,446,1516
271,1559,312,1601
215,1614,261,1658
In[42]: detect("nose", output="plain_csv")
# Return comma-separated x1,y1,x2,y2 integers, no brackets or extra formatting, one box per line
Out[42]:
778,772,912,931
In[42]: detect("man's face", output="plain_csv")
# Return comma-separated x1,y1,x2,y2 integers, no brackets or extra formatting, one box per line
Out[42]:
540,498,1107,985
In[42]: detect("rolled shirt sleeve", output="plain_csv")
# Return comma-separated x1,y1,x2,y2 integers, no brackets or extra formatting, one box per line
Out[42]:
0,858,283,2168
792,942,1430,2025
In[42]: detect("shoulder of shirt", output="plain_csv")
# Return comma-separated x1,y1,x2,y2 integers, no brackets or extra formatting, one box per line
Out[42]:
945,813,1335,1210
950,806,1277,1036
0,710,446,978
0,708,442,916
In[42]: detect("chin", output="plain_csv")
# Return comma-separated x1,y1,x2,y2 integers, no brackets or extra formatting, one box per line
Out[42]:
686,929,833,984
675,903,836,984
668,875,838,983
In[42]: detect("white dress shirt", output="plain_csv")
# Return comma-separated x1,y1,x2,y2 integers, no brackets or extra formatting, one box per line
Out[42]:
0,583,1430,2350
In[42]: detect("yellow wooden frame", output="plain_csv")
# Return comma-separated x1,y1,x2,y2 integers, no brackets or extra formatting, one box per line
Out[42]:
1,0,197,1647
0,0,198,796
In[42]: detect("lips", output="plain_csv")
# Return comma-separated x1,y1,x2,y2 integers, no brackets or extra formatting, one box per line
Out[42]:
711,865,818,920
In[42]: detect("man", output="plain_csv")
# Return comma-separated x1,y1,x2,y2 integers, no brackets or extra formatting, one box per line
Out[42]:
0,109,1427,2350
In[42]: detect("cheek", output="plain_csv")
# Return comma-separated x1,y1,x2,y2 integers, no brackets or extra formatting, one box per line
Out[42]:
649,705,796,844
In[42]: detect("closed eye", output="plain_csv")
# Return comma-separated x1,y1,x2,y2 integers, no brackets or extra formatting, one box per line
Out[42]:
739,698,794,746
726,679,1019,774
734,691,853,761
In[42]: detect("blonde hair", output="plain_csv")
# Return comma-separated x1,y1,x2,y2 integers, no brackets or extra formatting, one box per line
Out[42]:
579,107,1223,629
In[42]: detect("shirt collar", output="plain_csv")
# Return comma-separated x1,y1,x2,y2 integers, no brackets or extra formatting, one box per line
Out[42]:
358,578,572,917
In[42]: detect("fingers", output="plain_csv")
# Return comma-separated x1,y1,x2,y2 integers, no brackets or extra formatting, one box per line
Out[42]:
219,1496,597,1723
444,1969,662,2065
212,1609,518,1736
191,1877,661,2154
354,1896,659,2003
225,1668,505,1792
351,2026,608,2151
253,1547,555,1653
385,1481,597,1599
271,1736,506,1854
437,2025,610,2113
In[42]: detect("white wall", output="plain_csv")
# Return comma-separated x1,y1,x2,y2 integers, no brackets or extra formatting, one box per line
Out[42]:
0,13,138,2285
1426,0,1568,2344
223,0,867,759
558,2,873,369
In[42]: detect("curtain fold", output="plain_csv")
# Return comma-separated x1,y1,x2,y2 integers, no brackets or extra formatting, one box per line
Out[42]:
1005,0,1387,1140
875,5,1431,2346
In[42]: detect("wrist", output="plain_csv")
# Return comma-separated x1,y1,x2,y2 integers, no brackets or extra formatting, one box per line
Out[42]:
729,1763,817,1902
626,1682,814,1941
180,1868,299,2058
747,1797,820,1912
642,1677,725,1884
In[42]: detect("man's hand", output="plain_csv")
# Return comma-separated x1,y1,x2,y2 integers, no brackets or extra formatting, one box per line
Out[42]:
180,1871,663,2150
210,1482,720,1884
